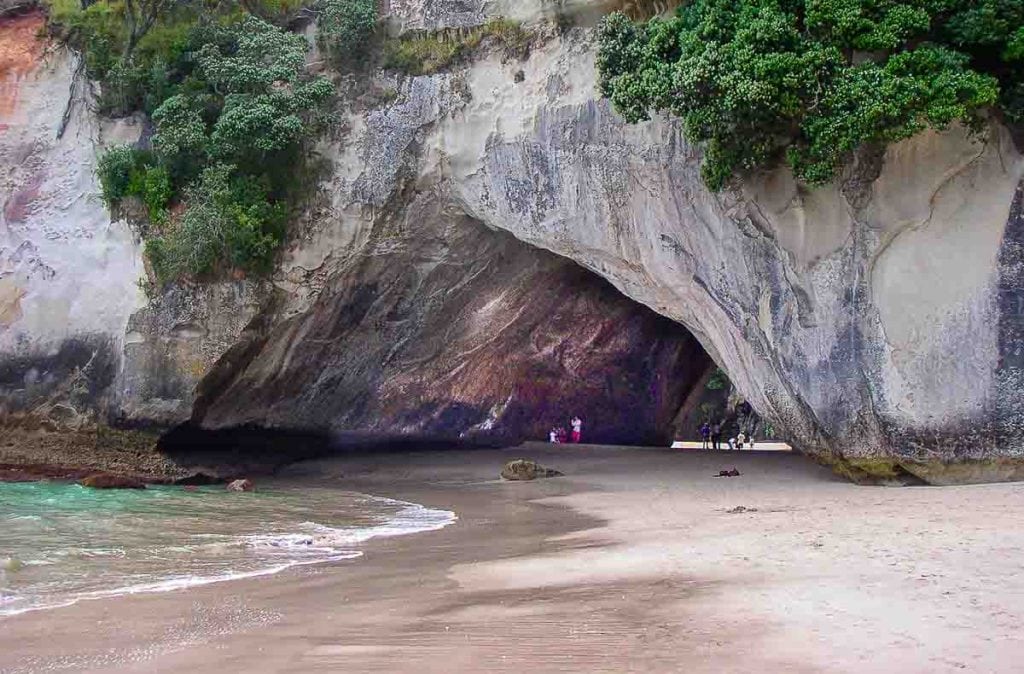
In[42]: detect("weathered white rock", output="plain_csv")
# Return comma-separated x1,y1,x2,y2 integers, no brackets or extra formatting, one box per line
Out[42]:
319,9,1024,481
0,53,145,355
0,19,147,430
4,3,1024,483
0,24,262,441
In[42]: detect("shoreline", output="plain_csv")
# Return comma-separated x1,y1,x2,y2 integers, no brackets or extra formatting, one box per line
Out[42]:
3,445,1024,672
0,491,455,620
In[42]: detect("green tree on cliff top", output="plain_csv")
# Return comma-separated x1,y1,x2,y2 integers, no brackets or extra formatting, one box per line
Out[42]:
596,0,1024,190
59,0,377,282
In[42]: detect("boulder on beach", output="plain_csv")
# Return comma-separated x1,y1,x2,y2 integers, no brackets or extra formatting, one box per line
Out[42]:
78,473,146,489
226,478,254,492
501,459,563,481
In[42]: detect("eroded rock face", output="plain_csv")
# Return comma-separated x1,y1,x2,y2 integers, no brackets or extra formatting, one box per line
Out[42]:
430,25,1024,482
0,17,710,465
315,3,1024,481
117,281,266,428
194,196,709,446
0,20,271,465
0,15,148,457
5,0,1024,484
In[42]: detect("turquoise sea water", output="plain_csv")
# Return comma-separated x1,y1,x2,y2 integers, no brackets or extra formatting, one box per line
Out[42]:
0,481,455,616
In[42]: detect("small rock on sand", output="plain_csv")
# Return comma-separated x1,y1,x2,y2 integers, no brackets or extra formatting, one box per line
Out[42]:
501,459,563,481
226,479,255,492
78,473,145,489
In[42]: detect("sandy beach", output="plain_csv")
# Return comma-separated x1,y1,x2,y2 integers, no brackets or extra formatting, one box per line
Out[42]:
2,444,1023,673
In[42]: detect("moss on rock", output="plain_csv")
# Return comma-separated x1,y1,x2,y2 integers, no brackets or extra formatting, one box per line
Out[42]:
384,19,530,75
808,448,1024,486
899,457,1024,486
807,450,924,485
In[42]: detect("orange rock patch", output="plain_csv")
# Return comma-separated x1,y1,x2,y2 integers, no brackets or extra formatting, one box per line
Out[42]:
0,277,27,329
0,10,47,119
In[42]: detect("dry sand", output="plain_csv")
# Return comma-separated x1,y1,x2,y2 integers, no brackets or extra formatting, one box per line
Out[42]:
2,444,1023,673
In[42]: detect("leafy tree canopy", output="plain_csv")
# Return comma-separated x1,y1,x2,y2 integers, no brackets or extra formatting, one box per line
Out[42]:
596,0,1022,189
150,15,333,175
59,0,351,283
318,0,378,62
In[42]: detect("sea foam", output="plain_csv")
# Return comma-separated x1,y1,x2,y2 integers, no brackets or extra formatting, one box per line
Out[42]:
0,488,456,618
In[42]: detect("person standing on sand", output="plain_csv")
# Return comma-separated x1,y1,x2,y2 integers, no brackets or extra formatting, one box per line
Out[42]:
711,422,722,450
700,422,710,449
736,432,746,450
571,416,583,443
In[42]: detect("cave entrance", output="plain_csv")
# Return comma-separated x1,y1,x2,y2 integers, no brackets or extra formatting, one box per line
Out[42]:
668,364,792,453
130,218,747,460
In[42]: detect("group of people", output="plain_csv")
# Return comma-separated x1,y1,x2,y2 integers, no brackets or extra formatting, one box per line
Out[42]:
549,416,583,444
699,421,753,451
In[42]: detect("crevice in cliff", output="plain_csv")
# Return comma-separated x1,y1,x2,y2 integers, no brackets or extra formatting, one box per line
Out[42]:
55,50,83,140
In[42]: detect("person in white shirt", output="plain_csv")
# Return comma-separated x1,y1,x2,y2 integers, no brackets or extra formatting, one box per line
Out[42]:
570,416,583,443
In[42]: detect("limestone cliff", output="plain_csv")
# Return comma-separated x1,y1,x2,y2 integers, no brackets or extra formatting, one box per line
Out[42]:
361,3,1024,483
0,11,708,471
4,2,1024,483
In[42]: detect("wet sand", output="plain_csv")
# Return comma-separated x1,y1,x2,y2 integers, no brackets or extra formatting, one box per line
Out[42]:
2,444,1023,673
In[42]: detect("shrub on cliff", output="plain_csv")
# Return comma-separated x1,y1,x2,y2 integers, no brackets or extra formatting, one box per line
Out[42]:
96,146,172,223
318,0,377,64
149,15,333,178
145,165,285,282
596,0,1022,189
90,13,331,282
96,145,138,205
